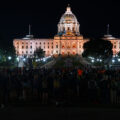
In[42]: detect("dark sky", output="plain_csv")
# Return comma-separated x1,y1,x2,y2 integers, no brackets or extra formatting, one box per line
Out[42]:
0,0,120,47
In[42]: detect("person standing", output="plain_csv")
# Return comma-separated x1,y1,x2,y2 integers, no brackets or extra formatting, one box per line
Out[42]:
42,78,48,104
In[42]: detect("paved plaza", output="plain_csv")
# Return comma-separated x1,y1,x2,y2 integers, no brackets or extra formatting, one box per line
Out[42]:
0,105,120,120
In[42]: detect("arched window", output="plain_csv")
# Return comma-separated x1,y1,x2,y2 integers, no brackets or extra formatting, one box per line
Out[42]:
114,45,116,49
73,44,76,48
56,45,58,48
73,27,75,32
68,27,70,30
73,52,75,54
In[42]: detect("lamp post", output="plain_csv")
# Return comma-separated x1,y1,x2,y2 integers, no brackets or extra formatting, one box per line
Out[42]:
8,56,12,60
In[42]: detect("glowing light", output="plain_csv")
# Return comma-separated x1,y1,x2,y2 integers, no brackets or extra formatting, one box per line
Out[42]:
113,55,115,58
8,56,12,60
118,58,120,62
16,57,19,62
112,59,115,63
91,59,94,63
99,59,102,62
43,58,46,62
88,56,94,59
23,58,26,62
97,59,99,61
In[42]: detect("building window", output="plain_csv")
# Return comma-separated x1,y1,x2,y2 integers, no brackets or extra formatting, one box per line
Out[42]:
73,45,76,48
114,45,116,48
52,46,53,49
22,51,24,54
30,46,32,49
26,42,28,44
26,51,28,54
73,52,75,54
67,46,70,48
48,42,49,44
56,51,58,54
17,46,19,49
73,27,75,32
56,45,58,48
26,46,28,49
44,46,45,48
22,42,24,44
17,42,19,44
40,42,41,44
22,46,24,49
30,51,32,54
48,46,49,48
44,42,45,44
52,42,53,44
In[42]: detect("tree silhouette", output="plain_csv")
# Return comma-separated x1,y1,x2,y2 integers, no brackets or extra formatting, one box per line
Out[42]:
34,47,45,58
82,38,113,63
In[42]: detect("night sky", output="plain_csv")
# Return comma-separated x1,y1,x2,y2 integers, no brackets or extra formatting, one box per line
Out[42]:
0,0,120,48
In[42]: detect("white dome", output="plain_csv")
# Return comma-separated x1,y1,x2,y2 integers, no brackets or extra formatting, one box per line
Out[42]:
59,7,78,24
57,5,80,36
103,35,116,40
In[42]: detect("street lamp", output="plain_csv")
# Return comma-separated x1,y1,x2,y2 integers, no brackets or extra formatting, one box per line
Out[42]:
97,59,99,62
8,56,12,60
43,58,46,62
23,58,26,62
91,59,94,63
112,59,115,63
16,57,19,62
99,59,102,62
118,58,120,62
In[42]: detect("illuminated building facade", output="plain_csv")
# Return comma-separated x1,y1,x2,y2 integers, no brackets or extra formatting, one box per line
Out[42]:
13,5,88,56
13,5,120,57
103,24,120,55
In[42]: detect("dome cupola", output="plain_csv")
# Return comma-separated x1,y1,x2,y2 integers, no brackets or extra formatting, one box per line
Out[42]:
58,5,80,36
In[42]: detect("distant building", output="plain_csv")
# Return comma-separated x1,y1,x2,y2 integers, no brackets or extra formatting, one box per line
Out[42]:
13,5,88,57
13,5,120,57
103,24,120,55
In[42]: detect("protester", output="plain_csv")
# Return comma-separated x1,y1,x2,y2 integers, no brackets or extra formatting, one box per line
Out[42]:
0,66,120,108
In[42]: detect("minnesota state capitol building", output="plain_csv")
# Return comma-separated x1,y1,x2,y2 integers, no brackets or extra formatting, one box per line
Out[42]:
13,5,120,56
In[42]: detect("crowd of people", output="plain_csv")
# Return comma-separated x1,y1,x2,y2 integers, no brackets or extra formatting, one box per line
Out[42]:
0,66,120,108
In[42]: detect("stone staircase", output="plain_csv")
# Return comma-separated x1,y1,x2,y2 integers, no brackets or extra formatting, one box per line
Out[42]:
40,59,56,69
78,55,91,66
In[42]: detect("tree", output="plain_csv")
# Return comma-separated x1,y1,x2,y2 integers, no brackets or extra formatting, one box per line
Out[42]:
82,38,113,63
34,47,45,58
7,46,17,64
117,52,120,57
